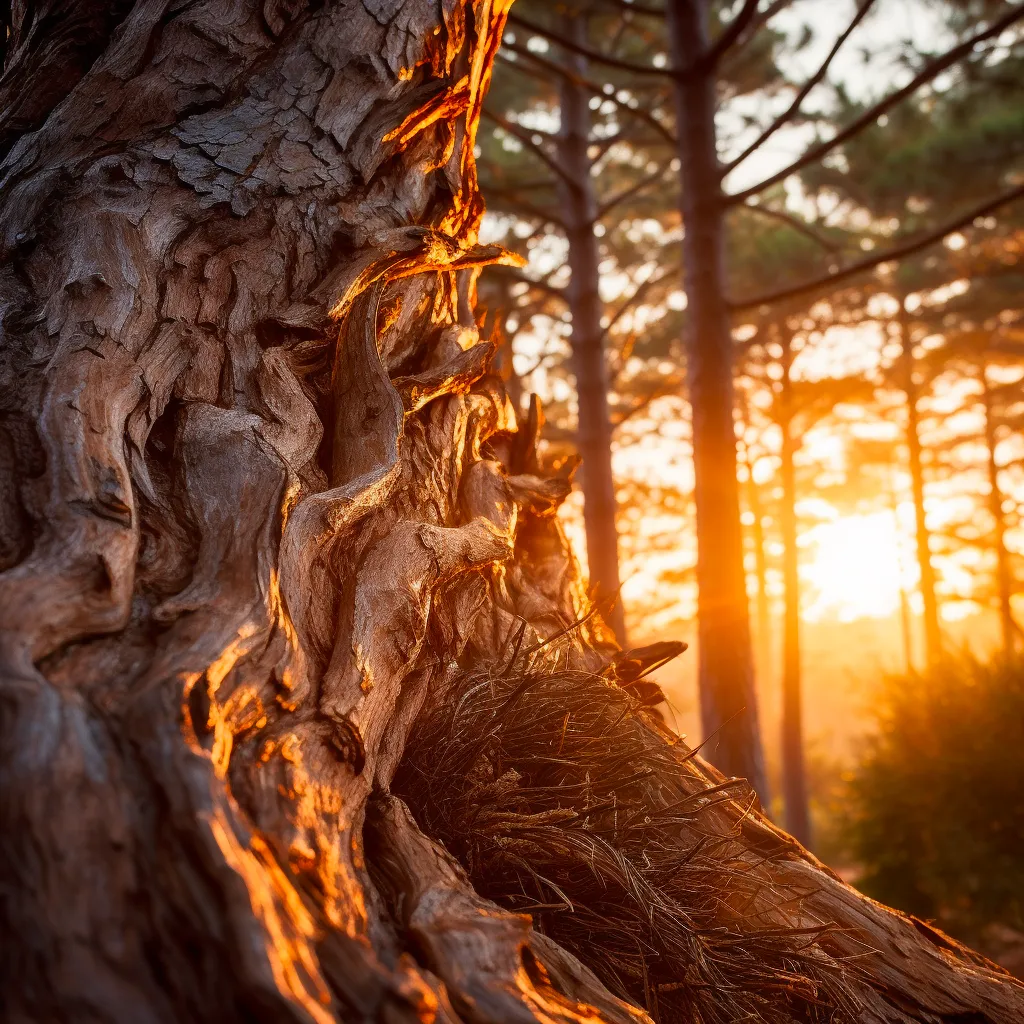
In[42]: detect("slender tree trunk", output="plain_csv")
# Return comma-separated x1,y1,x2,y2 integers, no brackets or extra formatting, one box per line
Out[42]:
555,12,626,644
980,361,1015,655
3,4,1024,1022
891,482,916,674
778,330,811,847
666,0,768,800
898,301,942,663
738,428,772,697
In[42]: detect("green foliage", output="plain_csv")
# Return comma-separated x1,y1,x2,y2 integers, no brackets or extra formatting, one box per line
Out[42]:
839,654,1024,943
806,55,1024,218
726,201,852,301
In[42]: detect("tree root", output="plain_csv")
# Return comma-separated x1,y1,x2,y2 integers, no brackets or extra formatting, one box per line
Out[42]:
394,663,1024,1023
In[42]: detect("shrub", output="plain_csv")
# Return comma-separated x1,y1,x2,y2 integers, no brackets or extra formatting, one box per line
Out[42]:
840,653,1024,944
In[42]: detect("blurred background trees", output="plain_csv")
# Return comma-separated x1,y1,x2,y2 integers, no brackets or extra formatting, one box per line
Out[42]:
834,653,1024,969
475,0,1024,960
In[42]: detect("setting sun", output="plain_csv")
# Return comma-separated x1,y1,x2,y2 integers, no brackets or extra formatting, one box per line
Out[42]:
801,510,909,624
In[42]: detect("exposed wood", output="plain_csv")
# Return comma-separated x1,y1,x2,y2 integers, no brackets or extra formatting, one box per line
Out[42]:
1,2,1023,1022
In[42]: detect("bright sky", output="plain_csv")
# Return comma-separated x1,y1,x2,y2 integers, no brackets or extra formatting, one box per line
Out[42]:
484,1,1024,692
720,0,953,193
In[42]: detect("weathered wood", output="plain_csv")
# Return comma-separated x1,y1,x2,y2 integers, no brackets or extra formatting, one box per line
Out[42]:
0,2,1022,1022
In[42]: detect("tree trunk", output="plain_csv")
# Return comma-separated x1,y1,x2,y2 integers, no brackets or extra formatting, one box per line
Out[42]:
3,3,1024,1023
666,0,769,800
778,329,811,848
898,301,943,663
555,11,626,644
980,360,1016,655
738,426,772,699
894,490,916,674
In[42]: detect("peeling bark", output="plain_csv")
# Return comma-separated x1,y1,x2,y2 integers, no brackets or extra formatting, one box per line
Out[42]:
1,3,1023,1022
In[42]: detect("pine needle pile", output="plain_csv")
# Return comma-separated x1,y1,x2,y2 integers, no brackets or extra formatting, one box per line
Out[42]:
395,661,866,1023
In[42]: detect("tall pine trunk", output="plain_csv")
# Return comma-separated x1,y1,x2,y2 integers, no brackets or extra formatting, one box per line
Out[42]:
738,424,772,698
778,328,811,847
666,0,768,800
555,12,626,644
2,3,1024,1022
898,300,943,663
980,360,1016,655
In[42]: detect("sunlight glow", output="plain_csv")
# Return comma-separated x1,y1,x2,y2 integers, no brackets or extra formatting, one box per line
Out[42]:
802,512,909,624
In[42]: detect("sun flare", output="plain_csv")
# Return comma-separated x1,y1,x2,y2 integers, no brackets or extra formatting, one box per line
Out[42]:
801,511,910,624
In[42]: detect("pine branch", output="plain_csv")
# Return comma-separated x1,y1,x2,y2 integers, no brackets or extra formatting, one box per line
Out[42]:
731,182,1024,310
598,161,673,218
592,129,629,159
484,176,554,191
498,47,678,147
601,265,678,342
588,0,666,19
739,202,842,252
484,185,568,229
722,0,878,176
495,265,569,301
508,12,676,78
703,0,761,67
482,109,577,188
724,0,796,61
727,3,1024,205
612,373,686,428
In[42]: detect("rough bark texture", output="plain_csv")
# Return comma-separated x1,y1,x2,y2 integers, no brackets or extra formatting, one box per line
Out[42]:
2,3,1024,1023
666,0,769,801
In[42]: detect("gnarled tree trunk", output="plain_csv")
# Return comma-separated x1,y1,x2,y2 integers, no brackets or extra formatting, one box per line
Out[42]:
2,3,1023,1023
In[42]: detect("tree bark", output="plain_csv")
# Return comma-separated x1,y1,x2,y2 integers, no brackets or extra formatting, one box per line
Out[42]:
899,300,943,664
2,3,1024,1023
555,11,627,644
778,328,811,848
980,360,1016,655
666,0,769,800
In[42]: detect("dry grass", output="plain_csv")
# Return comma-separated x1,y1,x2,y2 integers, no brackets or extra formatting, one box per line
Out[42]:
394,659,867,1023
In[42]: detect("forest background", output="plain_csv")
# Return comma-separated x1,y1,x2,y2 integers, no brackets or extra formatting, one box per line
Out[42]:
476,0,1024,964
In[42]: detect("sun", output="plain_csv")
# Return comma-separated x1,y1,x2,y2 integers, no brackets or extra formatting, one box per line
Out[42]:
801,510,910,624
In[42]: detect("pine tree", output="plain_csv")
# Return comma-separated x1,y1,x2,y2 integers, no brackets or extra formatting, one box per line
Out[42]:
3,2,1024,1020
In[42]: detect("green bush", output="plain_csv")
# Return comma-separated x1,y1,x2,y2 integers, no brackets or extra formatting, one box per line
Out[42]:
840,653,1024,944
